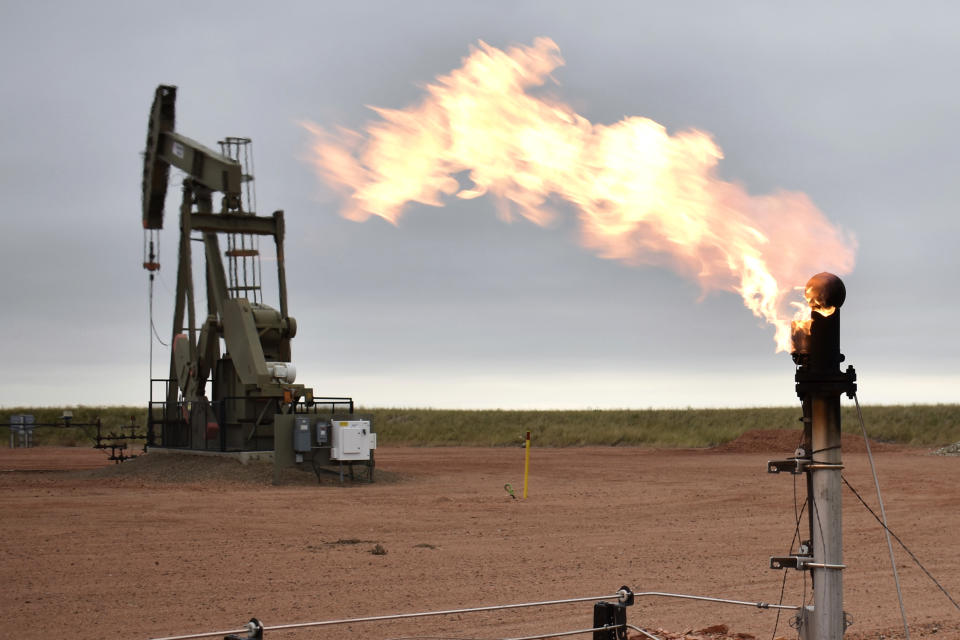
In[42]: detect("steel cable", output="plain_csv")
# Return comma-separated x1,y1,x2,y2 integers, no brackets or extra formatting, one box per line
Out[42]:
149,590,798,640
149,276,168,348
148,593,623,640
852,393,910,639
841,475,960,612
347,625,634,640
503,625,624,640
770,464,807,640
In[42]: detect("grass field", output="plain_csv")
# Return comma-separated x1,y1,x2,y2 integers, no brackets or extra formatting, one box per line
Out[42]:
2,404,958,448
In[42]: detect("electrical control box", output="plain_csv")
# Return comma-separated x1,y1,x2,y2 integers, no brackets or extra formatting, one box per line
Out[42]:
330,419,376,461
293,416,313,453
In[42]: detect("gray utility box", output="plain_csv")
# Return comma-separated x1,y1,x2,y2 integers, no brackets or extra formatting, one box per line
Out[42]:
330,419,376,461
316,421,329,445
9,414,35,448
293,416,313,453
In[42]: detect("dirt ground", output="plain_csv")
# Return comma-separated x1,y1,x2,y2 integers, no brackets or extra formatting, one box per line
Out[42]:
1,432,958,640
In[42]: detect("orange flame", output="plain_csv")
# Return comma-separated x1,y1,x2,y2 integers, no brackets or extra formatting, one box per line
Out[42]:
304,38,856,351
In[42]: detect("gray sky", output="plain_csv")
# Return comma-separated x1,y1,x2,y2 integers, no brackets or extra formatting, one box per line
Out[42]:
1,1,957,409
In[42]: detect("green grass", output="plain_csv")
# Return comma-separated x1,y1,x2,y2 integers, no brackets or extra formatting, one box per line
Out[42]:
367,405,960,448
3,404,958,449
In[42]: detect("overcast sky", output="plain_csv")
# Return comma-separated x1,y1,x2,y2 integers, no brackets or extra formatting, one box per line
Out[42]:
1,1,957,409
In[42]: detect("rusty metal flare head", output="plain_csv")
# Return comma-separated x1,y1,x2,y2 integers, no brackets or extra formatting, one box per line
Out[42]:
804,272,846,315
792,272,846,373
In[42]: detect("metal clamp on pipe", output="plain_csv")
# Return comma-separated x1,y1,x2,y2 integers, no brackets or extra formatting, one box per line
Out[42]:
771,555,847,572
806,562,847,570
767,458,806,474
806,462,844,471
224,619,262,640
771,555,813,571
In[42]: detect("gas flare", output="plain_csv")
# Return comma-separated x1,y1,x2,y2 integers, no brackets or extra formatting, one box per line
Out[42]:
304,37,856,351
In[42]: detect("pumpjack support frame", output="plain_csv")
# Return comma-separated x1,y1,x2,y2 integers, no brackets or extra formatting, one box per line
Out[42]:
141,85,358,464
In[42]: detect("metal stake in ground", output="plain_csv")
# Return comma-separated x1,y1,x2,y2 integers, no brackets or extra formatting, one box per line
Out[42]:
523,430,531,499
792,273,857,640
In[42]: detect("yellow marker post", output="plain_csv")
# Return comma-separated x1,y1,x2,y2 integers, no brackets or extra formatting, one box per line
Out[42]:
522,430,531,499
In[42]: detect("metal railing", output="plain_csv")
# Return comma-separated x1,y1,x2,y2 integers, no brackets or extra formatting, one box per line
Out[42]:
147,379,355,451
148,586,801,640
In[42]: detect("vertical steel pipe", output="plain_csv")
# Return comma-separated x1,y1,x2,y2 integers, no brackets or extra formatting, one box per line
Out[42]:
809,393,843,640
792,273,856,640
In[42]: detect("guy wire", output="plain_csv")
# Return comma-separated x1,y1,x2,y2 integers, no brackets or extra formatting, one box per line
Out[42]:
852,393,910,639
149,275,168,348
841,475,960,612
770,427,808,640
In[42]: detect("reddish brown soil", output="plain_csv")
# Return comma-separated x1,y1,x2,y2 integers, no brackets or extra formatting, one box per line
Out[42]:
0,437,958,640
0,446,118,471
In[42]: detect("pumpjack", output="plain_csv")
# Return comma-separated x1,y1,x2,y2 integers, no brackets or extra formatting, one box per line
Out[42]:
141,85,374,476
